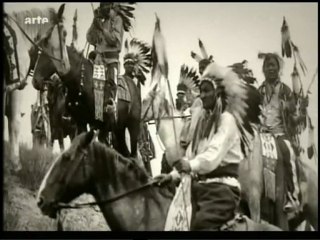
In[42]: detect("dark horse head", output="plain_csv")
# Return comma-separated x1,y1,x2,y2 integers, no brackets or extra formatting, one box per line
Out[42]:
37,130,175,230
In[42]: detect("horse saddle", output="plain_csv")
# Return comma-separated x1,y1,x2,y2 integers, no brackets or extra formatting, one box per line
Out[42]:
260,133,278,201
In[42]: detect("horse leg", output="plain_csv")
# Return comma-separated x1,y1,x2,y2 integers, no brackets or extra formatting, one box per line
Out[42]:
98,127,108,145
7,91,21,172
58,137,64,152
128,122,145,170
115,126,130,157
248,189,261,223
128,122,139,158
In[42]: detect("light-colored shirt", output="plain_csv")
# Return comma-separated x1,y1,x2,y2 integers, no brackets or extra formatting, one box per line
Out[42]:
260,81,285,134
171,111,243,178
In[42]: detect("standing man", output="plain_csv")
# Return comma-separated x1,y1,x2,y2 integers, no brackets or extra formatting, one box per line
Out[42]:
258,52,308,214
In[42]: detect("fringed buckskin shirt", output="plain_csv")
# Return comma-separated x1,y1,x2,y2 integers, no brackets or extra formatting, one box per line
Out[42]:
86,14,124,64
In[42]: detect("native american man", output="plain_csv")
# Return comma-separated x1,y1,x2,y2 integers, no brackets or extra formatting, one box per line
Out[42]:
258,53,308,213
156,62,261,230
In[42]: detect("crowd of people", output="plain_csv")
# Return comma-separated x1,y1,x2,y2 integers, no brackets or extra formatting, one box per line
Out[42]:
83,3,310,230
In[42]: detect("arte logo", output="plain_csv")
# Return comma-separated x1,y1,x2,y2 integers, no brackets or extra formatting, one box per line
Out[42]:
24,16,49,24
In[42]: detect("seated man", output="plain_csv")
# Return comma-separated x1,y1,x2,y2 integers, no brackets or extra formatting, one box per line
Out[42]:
155,62,261,230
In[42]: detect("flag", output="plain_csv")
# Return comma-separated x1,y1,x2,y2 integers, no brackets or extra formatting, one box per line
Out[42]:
151,14,169,86
164,175,192,231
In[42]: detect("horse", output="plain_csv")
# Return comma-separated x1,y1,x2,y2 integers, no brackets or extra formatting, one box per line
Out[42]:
3,4,69,172
46,75,77,151
37,130,281,231
30,45,143,159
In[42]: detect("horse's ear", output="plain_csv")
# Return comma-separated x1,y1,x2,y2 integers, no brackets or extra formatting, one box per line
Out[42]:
81,130,95,148
57,4,65,20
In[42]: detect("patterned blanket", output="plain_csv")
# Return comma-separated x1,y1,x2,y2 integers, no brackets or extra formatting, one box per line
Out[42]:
260,133,278,201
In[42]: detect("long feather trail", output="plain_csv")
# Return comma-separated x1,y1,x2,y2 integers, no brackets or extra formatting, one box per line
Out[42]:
291,41,308,76
151,14,169,84
281,16,292,58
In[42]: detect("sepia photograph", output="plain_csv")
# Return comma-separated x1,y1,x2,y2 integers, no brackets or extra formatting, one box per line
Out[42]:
3,2,318,232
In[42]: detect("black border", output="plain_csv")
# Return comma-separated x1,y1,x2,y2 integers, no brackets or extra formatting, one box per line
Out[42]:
1,0,319,239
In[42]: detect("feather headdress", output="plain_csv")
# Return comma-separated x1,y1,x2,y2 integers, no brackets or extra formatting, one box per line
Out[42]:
124,38,152,84
201,62,262,155
177,64,200,95
191,39,213,63
100,2,135,32
228,60,257,85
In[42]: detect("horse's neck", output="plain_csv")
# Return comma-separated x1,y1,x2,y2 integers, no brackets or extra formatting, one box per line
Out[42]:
90,146,173,230
63,48,89,91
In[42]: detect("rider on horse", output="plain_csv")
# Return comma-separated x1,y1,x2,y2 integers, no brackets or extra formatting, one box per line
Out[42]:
156,61,261,230
258,52,308,214
86,3,135,112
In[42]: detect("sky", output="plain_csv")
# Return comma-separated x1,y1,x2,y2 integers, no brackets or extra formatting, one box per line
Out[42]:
3,2,318,171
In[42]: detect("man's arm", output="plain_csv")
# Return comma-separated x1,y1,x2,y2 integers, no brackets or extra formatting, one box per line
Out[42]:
86,19,101,45
188,112,239,175
102,16,124,47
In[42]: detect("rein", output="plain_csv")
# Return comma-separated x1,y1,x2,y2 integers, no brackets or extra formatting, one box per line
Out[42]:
54,146,161,230
56,179,158,210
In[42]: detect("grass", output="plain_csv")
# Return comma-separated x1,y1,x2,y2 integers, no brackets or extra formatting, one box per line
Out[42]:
3,203,21,231
18,143,58,191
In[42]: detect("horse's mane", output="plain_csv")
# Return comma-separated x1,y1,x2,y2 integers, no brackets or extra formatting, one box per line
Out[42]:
91,141,150,183
9,8,60,43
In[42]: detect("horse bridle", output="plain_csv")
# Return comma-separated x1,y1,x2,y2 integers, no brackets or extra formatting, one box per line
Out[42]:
8,14,65,63
7,14,65,80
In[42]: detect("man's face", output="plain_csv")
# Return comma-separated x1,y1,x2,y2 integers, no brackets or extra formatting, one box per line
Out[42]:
124,61,135,76
263,57,280,82
200,81,216,110
177,92,186,101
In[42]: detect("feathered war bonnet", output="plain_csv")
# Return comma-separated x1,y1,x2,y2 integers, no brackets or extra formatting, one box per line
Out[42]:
177,64,200,96
99,2,136,32
191,39,214,71
200,61,262,156
123,38,152,85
